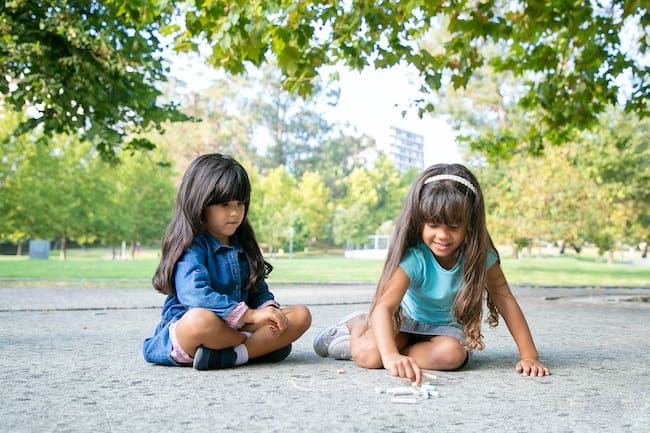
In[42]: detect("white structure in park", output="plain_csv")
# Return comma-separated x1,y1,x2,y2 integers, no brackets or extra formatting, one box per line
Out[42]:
344,235,391,259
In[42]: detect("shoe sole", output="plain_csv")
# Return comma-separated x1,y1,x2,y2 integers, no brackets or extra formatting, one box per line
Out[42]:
193,347,207,370
328,334,352,360
313,311,365,357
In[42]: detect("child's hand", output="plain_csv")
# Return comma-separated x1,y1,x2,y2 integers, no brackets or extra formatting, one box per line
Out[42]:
383,353,422,384
516,358,550,376
251,306,288,335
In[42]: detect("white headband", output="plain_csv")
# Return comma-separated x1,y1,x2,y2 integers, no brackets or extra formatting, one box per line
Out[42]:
424,174,477,195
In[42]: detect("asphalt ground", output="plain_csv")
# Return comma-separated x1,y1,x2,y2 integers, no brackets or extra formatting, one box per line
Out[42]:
1,283,649,433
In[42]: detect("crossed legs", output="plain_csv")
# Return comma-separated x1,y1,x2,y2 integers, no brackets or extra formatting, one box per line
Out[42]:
347,313,468,371
174,305,312,360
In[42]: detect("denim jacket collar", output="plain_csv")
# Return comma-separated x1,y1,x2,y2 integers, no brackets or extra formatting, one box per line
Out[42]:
204,232,244,255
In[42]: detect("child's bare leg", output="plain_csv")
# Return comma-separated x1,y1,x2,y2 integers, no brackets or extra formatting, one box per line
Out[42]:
243,305,311,359
348,314,410,369
174,307,246,357
403,336,468,370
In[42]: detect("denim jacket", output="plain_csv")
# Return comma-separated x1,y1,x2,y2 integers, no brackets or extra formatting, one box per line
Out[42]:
143,233,277,365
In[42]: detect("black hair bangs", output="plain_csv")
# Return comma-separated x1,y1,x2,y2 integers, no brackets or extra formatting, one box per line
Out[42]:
419,185,471,227
206,164,251,206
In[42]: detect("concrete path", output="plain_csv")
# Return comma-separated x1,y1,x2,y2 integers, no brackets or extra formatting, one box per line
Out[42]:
1,283,649,433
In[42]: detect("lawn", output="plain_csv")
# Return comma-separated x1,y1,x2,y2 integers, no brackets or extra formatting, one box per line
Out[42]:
0,248,648,288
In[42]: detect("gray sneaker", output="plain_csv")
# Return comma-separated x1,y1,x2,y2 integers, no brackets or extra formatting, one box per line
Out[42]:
312,311,364,357
313,324,349,357
328,334,352,360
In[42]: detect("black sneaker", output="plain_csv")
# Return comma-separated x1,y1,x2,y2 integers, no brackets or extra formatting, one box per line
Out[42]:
250,344,292,364
192,346,237,370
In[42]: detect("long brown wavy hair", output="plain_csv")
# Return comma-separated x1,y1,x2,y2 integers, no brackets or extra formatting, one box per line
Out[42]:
152,153,271,296
370,163,500,350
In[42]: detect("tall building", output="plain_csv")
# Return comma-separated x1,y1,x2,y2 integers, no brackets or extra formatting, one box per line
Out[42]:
381,126,425,173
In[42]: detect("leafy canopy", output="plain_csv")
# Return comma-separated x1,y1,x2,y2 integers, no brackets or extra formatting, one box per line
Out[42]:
0,0,187,162
175,0,649,157
1,0,647,159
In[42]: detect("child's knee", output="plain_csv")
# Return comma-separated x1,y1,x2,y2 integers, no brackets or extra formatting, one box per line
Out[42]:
435,339,468,370
288,305,312,333
446,348,469,370
180,308,223,336
351,340,382,369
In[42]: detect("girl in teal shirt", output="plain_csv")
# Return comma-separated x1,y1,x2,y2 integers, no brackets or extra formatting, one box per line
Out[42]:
314,163,550,383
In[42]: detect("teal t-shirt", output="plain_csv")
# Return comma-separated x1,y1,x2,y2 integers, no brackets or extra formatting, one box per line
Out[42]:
399,242,498,327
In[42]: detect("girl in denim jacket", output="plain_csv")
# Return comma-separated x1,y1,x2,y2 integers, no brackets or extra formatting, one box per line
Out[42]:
143,154,311,369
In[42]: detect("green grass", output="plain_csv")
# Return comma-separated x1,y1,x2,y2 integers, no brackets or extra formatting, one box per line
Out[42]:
268,256,383,283
500,256,650,287
0,249,648,288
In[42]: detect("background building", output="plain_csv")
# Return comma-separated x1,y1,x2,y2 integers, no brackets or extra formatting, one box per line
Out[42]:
378,126,425,172
357,125,430,172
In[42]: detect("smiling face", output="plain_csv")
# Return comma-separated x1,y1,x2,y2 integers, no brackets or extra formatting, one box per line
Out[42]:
421,222,467,269
204,200,246,245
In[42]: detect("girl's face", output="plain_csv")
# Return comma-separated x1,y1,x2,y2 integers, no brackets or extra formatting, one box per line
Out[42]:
421,222,467,269
204,200,246,245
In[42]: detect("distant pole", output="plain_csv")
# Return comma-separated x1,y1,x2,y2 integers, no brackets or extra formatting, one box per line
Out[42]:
288,226,295,260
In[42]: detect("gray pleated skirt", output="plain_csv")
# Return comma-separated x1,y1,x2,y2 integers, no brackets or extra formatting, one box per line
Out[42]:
399,314,465,341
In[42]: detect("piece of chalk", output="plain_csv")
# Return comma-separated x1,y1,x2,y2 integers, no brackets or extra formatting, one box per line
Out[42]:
390,396,418,404
386,387,419,396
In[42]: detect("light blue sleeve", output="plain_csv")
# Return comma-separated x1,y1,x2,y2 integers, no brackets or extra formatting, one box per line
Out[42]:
487,247,499,269
399,247,425,286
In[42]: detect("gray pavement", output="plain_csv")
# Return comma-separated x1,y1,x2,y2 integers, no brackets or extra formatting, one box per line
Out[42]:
1,283,649,433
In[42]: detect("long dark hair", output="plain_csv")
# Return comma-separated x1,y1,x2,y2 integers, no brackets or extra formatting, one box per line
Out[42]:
371,163,499,350
152,153,271,295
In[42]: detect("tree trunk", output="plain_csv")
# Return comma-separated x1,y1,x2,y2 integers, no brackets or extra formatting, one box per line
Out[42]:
59,236,67,260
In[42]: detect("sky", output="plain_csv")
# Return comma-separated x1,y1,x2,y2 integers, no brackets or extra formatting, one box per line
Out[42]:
168,54,463,166
324,66,462,165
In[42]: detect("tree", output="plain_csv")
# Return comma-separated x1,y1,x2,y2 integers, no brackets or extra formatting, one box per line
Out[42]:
249,165,300,251
575,109,650,259
367,155,408,228
2,134,110,259
175,0,648,158
0,108,32,251
153,76,258,176
0,102,176,257
313,131,374,198
481,109,648,262
331,167,378,247
247,67,335,175
294,171,332,245
481,148,595,259
104,147,177,255
0,0,187,161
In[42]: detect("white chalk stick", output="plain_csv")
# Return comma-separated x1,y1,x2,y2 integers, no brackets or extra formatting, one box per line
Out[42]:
390,396,418,404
